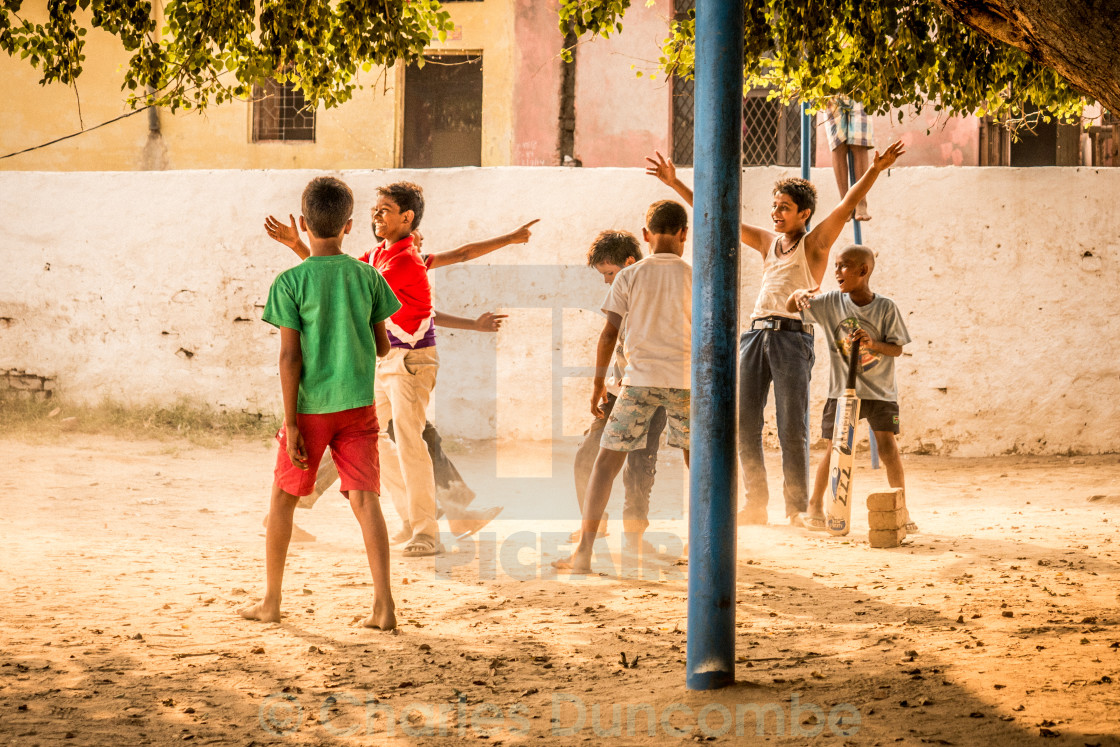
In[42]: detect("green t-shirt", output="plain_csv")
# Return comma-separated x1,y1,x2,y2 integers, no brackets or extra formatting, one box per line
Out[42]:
263,254,401,414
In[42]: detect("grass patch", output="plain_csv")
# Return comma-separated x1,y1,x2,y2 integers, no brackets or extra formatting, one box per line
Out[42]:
0,397,281,446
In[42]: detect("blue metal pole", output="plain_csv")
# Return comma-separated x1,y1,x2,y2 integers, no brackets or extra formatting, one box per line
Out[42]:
800,103,812,181
848,148,863,245
844,146,877,467
687,0,743,692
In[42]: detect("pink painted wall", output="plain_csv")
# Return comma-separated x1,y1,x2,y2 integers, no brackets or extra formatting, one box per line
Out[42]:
570,4,672,167
512,0,564,165
814,105,981,167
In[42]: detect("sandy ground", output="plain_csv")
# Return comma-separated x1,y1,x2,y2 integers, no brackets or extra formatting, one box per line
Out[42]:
1,433,1119,746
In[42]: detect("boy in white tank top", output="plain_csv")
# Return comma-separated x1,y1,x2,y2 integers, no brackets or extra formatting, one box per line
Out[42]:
646,140,904,525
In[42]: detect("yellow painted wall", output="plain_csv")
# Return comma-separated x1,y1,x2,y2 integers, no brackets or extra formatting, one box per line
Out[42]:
1,1,516,171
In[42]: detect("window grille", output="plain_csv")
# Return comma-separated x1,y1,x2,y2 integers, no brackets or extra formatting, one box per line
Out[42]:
671,84,812,167
251,78,316,143
669,0,812,169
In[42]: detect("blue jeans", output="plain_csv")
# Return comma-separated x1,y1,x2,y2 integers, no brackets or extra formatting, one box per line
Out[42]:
737,328,815,517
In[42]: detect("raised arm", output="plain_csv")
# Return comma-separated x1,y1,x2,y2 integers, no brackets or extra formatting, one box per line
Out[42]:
590,312,621,419
265,214,311,261
804,140,906,272
645,151,694,205
424,220,540,270
433,309,509,332
645,150,771,258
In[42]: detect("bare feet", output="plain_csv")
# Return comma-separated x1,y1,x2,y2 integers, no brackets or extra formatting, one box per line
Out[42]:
239,600,281,623
360,599,397,631
289,523,316,543
262,513,316,542
854,199,871,222
622,533,656,556
552,554,592,574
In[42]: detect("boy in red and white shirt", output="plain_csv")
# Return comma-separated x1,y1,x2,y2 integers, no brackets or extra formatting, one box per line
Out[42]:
359,182,442,557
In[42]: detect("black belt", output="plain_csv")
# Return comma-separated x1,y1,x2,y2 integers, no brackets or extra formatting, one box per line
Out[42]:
751,316,811,334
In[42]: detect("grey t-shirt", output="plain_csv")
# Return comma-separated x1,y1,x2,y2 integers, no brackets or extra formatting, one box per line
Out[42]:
801,291,911,402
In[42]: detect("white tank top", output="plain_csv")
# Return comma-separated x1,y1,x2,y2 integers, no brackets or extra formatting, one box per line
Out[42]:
751,234,816,321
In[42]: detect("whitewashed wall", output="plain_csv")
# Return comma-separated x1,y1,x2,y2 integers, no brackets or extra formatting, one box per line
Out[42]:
1,167,1118,456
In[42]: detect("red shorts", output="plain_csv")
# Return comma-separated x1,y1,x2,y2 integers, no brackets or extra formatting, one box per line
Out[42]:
273,405,380,497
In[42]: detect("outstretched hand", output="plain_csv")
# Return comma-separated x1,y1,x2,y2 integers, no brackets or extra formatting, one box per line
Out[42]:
872,140,906,172
507,219,539,245
644,150,677,186
265,214,301,249
474,312,509,332
792,285,820,311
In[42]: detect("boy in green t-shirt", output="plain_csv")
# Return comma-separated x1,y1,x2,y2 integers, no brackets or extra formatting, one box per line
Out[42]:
239,176,402,629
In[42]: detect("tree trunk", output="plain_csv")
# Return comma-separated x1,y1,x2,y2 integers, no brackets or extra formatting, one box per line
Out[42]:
937,0,1120,115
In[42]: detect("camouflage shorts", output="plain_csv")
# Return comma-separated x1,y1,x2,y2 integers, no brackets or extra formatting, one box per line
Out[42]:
601,386,690,452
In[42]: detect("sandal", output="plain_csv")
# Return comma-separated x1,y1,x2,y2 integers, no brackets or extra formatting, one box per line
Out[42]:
402,534,443,557
448,506,503,539
801,513,827,532
566,512,609,543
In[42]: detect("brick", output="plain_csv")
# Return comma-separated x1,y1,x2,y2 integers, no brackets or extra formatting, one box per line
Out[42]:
867,488,905,511
868,509,906,531
869,528,906,548
8,375,37,390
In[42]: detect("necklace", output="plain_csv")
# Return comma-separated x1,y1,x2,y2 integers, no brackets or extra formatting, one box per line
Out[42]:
776,233,802,258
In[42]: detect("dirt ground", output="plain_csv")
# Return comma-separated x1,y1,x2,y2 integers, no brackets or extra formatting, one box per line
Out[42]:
2,433,1119,746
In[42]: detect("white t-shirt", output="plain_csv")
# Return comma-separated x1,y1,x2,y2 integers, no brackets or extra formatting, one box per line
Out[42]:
601,253,692,389
604,313,628,397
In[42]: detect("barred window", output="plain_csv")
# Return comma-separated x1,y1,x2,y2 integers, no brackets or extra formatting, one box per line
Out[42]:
741,88,810,167
669,0,811,168
251,78,316,143
670,83,812,167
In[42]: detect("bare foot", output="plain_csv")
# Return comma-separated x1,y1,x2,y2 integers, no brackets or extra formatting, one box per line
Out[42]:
854,200,871,222
290,523,316,543
552,554,592,574
262,513,315,542
239,600,280,623
360,599,397,631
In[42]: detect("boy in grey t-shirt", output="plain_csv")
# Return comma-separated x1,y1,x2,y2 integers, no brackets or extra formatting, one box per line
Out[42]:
786,245,915,531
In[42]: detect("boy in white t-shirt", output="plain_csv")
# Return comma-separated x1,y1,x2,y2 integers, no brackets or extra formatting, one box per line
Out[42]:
571,230,666,554
554,201,692,574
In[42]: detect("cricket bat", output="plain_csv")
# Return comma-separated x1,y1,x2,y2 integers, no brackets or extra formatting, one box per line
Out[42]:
826,337,862,536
